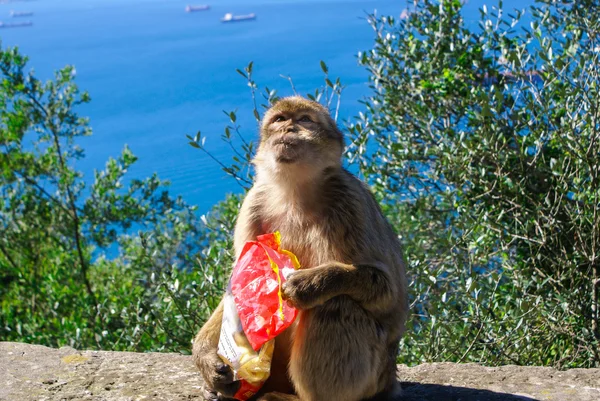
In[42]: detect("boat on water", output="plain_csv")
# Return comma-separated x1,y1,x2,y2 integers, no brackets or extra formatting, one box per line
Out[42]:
0,20,32,28
10,10,34,17
221,12,256,23
185,5,209,12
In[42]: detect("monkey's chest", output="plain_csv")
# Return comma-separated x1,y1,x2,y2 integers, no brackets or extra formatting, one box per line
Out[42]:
262,214,336,268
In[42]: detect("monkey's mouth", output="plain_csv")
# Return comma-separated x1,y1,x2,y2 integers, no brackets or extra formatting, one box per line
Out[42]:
273,137,303,163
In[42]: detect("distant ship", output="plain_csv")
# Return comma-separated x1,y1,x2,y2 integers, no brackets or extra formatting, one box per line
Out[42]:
221,12,256,23
0,20,33,28
10,10,34,17
185,5,210,12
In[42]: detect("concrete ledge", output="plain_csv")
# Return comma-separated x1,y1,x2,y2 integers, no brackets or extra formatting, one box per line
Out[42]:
1,342,599,400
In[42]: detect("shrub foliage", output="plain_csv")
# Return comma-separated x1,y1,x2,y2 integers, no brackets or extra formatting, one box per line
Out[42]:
0,47,236,352
347,0,600,367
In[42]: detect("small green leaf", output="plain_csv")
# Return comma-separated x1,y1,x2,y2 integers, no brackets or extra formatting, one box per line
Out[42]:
320,60,328,74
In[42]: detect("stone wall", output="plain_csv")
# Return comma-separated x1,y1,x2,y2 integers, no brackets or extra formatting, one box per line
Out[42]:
1,342,599,401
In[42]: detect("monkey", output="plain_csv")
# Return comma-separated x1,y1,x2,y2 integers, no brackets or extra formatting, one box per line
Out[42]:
192,96,409,401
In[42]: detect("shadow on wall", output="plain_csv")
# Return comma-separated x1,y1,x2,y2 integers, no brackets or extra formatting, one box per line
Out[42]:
398,382,539,401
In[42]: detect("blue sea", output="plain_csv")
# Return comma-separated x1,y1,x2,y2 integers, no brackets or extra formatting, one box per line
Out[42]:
0,0,533,213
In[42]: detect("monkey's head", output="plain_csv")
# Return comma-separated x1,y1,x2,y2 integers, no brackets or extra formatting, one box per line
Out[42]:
254,96,344,180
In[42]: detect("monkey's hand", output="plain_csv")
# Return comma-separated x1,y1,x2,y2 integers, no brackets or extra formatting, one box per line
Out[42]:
196,351,241,399
282,268,331,310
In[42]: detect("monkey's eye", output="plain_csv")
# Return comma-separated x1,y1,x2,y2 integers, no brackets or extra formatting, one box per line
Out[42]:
298,115,313,123
273,115,286,122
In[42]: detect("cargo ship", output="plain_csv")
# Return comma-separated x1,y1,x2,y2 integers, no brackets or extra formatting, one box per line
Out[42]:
0,20,33,28
221,12,256,23
10,11,34,17
185,5,209,12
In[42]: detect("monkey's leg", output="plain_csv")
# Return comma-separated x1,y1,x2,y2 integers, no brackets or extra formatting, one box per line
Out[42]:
193,299,241,398
256,392,299,401
288,297,394,401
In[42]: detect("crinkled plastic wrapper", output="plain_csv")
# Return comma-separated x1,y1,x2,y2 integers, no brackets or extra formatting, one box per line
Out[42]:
217,232,299,401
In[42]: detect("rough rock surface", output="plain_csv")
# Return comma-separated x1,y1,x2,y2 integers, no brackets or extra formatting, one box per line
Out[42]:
1,342,599,401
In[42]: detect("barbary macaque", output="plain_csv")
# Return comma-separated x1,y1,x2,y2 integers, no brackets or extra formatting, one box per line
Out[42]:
193,96,408,401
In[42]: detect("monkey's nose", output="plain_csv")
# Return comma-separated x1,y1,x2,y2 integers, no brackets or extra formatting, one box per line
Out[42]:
284,124,298,133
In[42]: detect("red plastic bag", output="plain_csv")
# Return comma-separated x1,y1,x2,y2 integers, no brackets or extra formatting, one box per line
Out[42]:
231,232,299,350
217,232,299,401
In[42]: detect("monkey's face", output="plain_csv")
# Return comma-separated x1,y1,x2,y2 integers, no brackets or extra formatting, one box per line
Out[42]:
264,111,322,164
255,97,343,175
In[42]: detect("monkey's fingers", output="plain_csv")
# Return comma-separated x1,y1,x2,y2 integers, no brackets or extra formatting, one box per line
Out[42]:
281,273,318,310
280,284,291,301
281,283,300,308
200,354,240,397
280,284,297,309
212,379,241,398
212,362,235,384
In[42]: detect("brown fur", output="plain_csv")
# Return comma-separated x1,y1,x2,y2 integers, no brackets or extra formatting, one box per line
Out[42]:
192,96,408,401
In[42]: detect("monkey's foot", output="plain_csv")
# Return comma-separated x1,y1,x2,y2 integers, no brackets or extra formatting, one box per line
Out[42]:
202,386,236,401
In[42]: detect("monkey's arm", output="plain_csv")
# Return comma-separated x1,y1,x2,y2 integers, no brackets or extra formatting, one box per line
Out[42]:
193,188,262,358
192,188,262,397
192,300,242,398
282,261,397,312
193,189,261,358
192,299,223,362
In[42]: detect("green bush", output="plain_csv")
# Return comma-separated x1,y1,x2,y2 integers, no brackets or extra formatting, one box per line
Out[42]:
0,46,236,352
346,0,600,368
